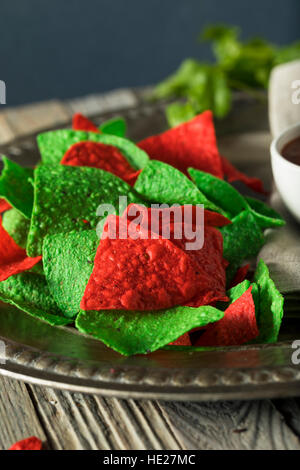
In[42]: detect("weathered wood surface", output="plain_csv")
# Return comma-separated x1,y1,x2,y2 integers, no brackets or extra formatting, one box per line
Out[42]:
0,376,46,450
1,375,300,450
0,89,300,450
159,400,300,450
27,386,183,450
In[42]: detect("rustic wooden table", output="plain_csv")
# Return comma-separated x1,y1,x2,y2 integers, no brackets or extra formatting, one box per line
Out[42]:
0,89,300,450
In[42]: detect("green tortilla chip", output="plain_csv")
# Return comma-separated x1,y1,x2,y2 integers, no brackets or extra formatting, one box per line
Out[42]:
75,305,224,356
134,160,222,212
43,230,99,318
100,117,126,137
26,164,141,256
0,272,70,326
249,282,260,324
188,167,247,217
253,259,284,343
245,196,286,229
29,261,45,276
227,279,251,303
37,129,148,170
221,210,265,281
188,169,285,229
2,208,30,248
0,157,34,218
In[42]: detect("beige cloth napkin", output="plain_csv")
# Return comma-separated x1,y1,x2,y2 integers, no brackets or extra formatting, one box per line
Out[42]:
258,190,300,294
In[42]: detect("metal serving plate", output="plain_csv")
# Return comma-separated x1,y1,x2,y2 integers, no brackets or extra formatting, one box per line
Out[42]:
0,98,299,401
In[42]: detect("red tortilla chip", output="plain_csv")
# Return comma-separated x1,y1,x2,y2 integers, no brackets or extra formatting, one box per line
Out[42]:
72,113,99,133
196,287,259,346
88,208,228,310
230,264,250,288
138,111,224,178
120,204,228,306
221,156,266,194
0,216,41,281
203,209,231,227
169,332,191,346
9,436,42,451
0,198,11,213
61,141,140,185
81,218,202,311
174,226,228,307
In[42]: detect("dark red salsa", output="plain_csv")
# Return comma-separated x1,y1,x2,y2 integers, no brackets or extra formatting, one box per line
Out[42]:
281,136,300,166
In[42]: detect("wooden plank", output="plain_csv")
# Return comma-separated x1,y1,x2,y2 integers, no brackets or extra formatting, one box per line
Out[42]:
0,114,15,145
28,385,110,450
158,400,300,450
0,88,139,143
103,399,183,450
0,376,46,450
66,88,139,116
1,100,71,141
272,398,300,438
27,385,183,450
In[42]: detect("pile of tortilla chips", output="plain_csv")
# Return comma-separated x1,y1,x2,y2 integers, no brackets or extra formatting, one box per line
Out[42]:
0,111,285,355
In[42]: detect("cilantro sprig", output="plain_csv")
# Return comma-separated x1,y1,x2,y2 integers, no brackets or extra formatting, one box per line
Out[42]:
153,24,300,127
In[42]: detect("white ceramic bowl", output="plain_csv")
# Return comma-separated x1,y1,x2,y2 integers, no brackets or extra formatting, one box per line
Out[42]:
271,122,300,223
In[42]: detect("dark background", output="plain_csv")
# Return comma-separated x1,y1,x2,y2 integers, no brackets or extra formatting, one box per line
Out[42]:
1,0,299,106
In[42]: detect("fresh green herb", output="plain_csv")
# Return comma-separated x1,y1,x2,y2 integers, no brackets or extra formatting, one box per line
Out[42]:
153,24,300,126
